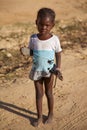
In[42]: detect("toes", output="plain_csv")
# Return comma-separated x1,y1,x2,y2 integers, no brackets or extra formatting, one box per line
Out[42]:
45,117,53,124
33,118,42,127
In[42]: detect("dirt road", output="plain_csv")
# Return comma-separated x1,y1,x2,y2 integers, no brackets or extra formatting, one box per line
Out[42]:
0,48,87,130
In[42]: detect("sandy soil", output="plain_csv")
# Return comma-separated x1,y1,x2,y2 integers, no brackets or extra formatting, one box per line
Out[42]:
0,0,87,130
0,0,87,25
0,48,87,130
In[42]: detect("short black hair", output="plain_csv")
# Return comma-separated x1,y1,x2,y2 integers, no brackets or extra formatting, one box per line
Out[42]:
37,7,56,22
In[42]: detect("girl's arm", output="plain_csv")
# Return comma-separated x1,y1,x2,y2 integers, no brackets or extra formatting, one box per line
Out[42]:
55,51,63,81
55,51,62,70
30,49,33,56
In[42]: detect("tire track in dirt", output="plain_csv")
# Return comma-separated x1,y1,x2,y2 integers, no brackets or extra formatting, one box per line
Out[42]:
58,110,87,130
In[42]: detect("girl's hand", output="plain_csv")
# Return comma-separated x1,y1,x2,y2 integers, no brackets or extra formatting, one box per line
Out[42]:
55,68,63,81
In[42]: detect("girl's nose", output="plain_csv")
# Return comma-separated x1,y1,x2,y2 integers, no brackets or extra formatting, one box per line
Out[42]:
42,25,46,29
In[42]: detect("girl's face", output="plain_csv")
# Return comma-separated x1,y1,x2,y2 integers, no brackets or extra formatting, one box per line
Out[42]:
36,17,54,36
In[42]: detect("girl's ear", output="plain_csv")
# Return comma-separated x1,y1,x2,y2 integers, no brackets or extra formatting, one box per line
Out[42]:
35,20,37,25
53,22,55,27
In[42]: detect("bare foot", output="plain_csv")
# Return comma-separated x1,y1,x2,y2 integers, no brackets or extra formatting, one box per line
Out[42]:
33,118,42,127
45,114,53,124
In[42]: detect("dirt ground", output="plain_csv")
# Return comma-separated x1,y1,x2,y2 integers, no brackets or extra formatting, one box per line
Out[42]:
0,0,87,25
0,0,87,130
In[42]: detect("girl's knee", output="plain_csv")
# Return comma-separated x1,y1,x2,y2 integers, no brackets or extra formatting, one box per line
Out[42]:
36,92,44,99
45,91,53,98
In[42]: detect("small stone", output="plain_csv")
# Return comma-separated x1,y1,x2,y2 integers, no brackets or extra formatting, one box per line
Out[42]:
6,52,12,58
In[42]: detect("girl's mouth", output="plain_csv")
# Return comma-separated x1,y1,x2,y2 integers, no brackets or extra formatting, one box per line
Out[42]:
41,30,46,33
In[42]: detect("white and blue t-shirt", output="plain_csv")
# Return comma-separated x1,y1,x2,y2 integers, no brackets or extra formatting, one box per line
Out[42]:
29,34,62,81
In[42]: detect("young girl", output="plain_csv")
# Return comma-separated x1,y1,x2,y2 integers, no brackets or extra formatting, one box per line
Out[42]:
28,7,62,126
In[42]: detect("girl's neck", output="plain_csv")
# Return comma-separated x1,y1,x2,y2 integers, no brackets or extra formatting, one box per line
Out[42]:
37,33,52,40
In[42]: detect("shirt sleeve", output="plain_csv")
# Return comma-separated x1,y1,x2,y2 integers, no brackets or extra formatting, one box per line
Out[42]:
28,35,33,50
28,36,34,56
55,35,62,53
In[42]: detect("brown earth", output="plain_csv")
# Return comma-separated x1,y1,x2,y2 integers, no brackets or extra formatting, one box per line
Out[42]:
0,0,87,130
0,0,87,25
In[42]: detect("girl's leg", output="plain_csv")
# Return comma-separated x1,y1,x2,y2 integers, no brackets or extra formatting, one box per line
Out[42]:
44,74,54,123
34,78,44,126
